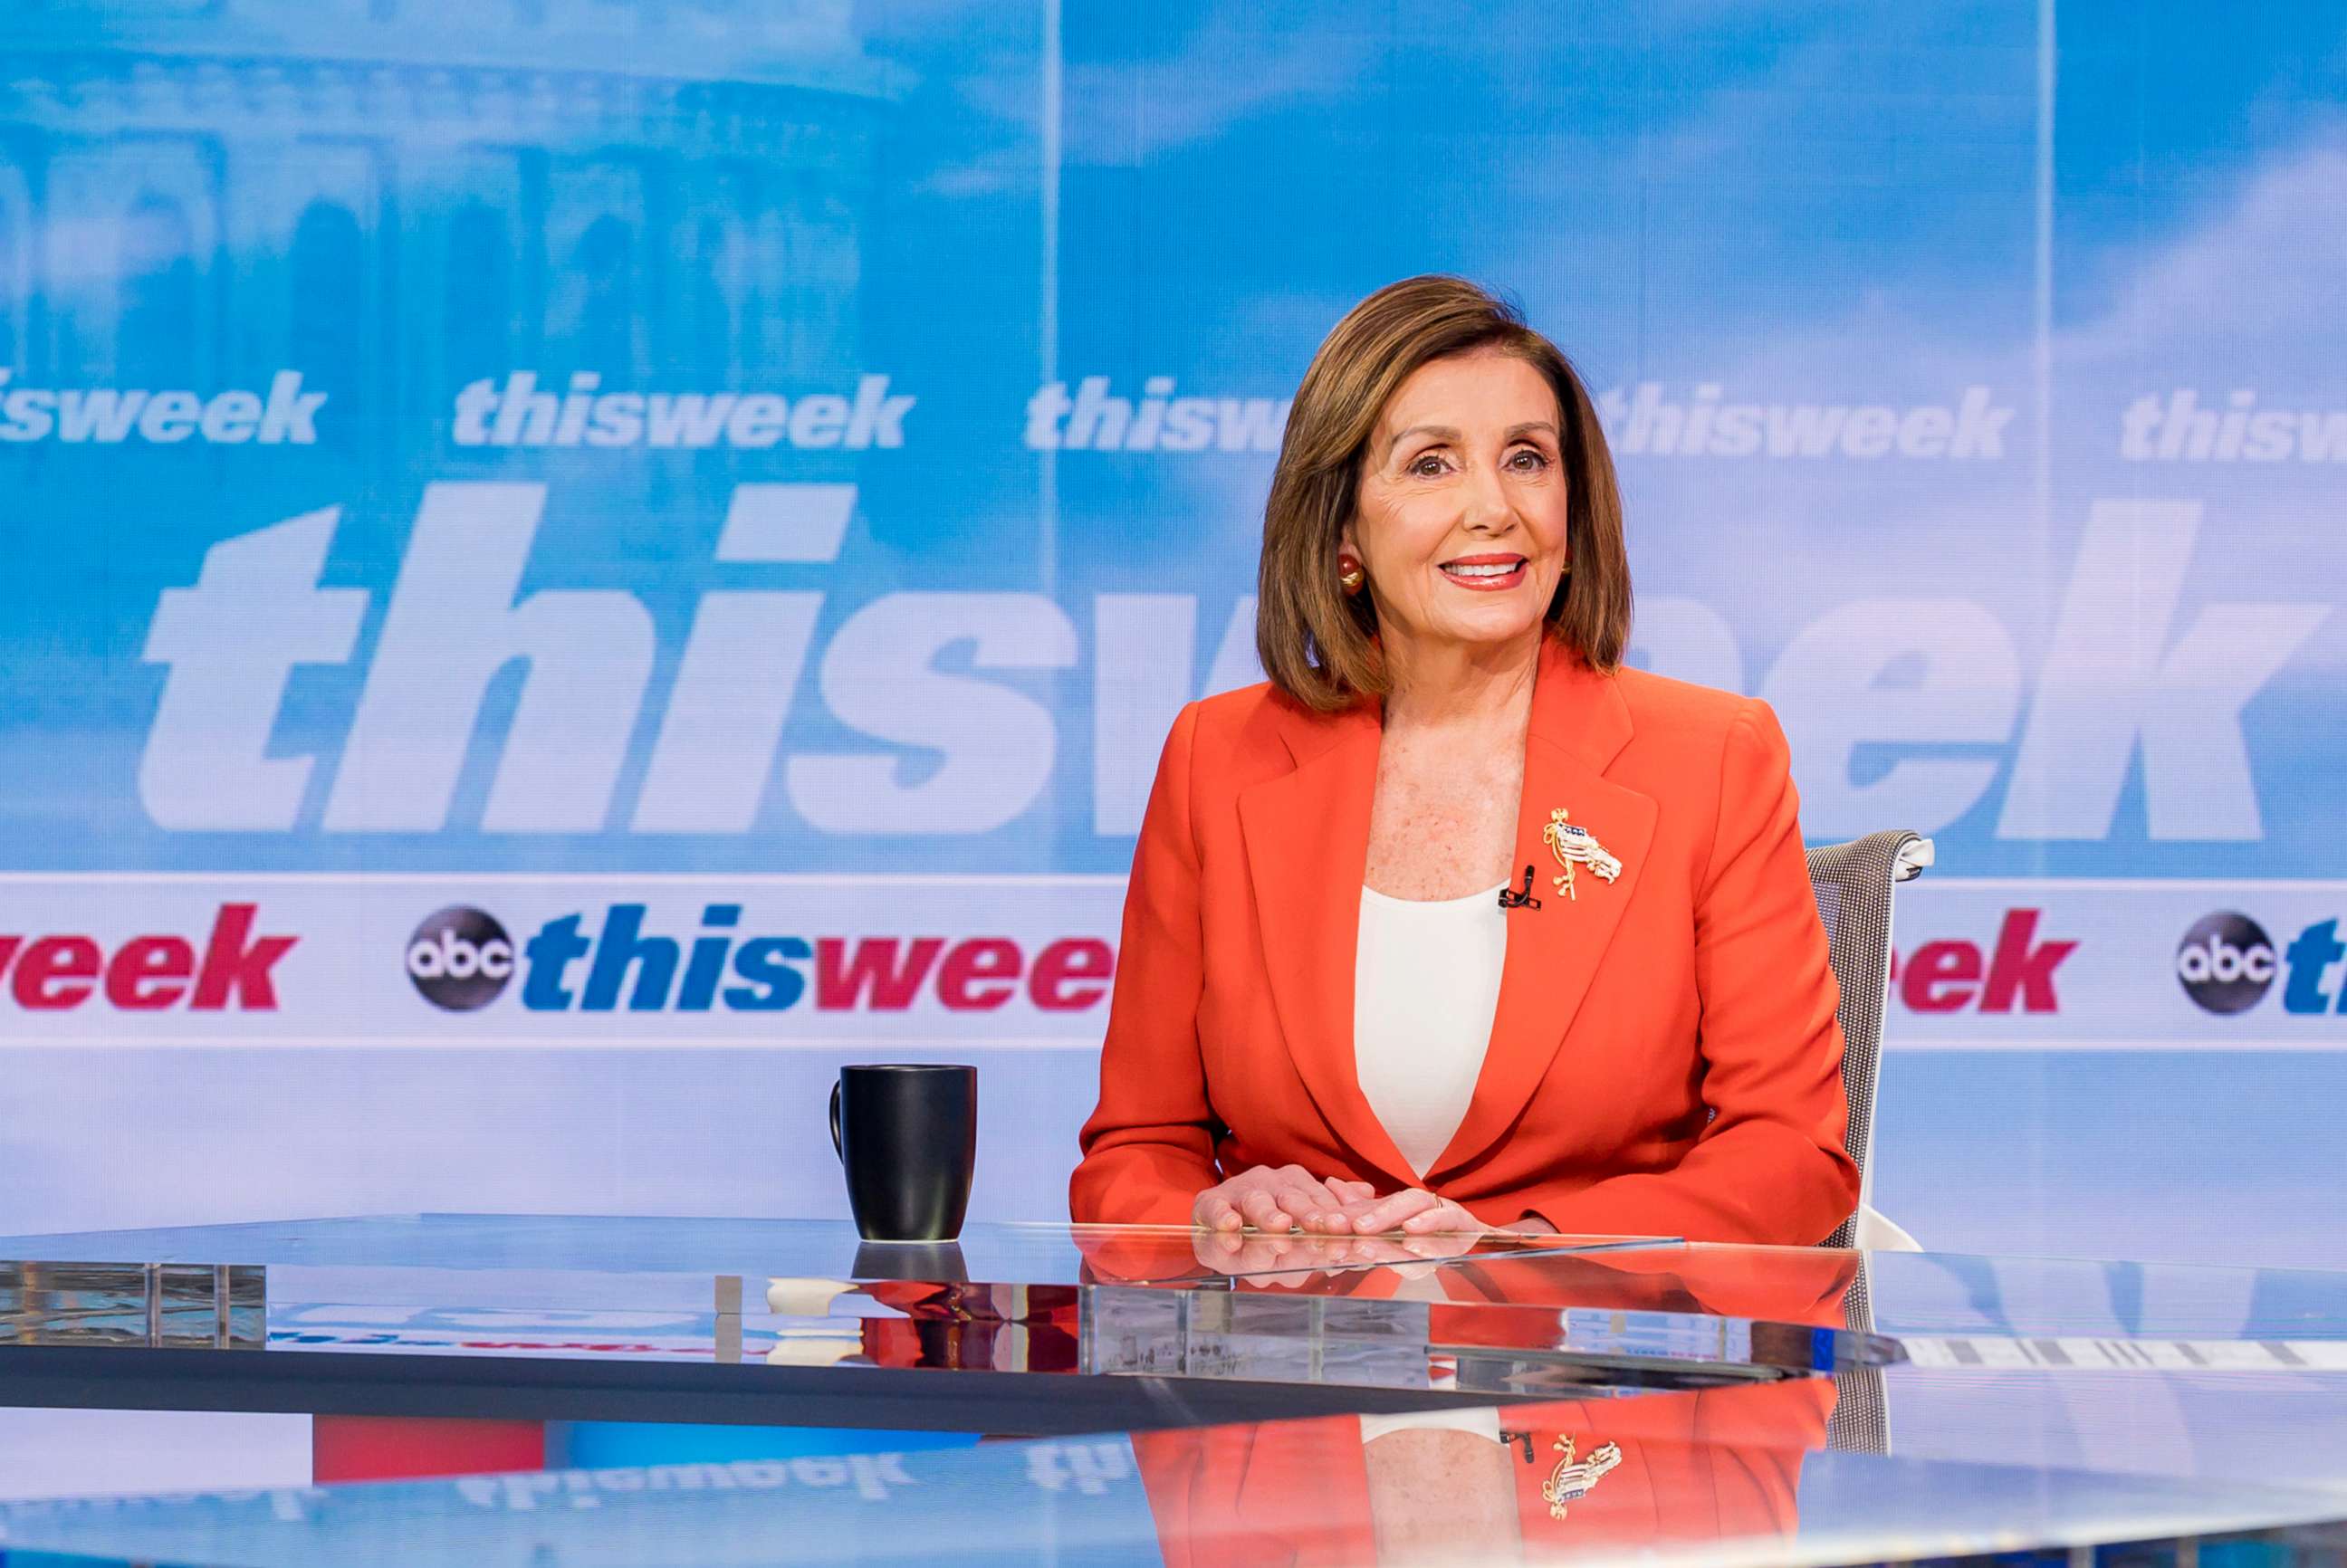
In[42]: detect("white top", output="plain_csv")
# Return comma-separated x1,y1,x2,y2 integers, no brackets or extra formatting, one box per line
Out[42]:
1354,882,1509,1180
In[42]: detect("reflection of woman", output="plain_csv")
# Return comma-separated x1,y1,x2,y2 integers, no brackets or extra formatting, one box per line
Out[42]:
1073,1230,1861,1331
1135,1380,1833,1565
1071,277,1856,1245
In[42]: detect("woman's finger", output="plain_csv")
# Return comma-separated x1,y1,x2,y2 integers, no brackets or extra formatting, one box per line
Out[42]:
1308,1205,1356,1235
1351,1189,1439,1234
1195,1192,1243,1232
1240,1188,1292,1232
1312,1181,1373,1226
1278,1169,1348,1213
1402,1202,1485,1237
1271,1186,1330,1225
1298,1175,1350,1211
1286,1173,1361,1220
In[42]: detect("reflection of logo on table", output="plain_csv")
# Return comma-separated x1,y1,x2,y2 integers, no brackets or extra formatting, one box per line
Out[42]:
1541,1436,1623,1520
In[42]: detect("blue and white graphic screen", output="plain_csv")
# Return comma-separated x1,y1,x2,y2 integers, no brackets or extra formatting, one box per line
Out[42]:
1,0,2342,1266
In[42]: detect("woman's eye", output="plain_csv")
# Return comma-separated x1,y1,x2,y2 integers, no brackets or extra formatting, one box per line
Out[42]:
1409,453,1449,477
1508,448,1551,472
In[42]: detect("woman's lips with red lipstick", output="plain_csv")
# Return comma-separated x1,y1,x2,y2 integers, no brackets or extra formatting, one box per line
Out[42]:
1437,553,1528,590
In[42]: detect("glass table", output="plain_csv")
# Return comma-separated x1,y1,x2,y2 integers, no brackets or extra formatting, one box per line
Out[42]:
1,1215,2345,1565
2,1217,1861,1432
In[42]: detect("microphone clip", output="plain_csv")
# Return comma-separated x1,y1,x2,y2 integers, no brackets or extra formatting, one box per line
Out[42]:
1497,864,1542,913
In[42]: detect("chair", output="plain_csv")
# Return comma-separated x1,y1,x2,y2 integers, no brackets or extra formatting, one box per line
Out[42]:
1806,829,1931,1457
1804,830,1933,1252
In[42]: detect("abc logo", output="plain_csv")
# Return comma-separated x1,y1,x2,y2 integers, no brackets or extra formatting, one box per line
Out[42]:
2175,912,2277,1015
405,906,515,1012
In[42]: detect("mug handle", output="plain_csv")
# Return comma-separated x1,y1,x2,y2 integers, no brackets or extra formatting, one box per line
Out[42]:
829,1078,844,1162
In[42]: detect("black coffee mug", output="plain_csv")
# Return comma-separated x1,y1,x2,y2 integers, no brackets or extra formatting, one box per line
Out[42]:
849,1239,968,1283
829,1064,976,1242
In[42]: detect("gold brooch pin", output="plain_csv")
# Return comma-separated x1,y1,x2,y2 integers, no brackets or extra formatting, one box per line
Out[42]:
1542,1435,1624,1519
1542,808,1624,902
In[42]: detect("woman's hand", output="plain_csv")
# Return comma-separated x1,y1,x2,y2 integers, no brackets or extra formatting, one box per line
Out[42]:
1329,1188,1489,1237
1193,1165,1376,1233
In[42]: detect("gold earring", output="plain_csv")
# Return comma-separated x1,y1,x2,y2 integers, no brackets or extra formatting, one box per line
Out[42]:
1337,551,1365,596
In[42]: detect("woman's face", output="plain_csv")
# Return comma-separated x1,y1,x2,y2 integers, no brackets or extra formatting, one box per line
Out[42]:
1345,348,1572,661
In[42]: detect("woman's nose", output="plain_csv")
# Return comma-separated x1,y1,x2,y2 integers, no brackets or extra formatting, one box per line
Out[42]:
1461,463,1515,532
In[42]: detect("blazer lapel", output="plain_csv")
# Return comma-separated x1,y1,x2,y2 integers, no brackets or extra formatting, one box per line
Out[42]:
1430,645,1658,1181
1238,701,1421,1190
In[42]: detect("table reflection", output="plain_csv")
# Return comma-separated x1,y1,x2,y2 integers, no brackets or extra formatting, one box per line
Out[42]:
1136,1379,1833,1565
1078,1231,1860,1327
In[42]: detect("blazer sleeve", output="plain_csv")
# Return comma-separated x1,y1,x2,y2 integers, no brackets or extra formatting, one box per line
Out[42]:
1511,699,1859,1246
1068,701,1221,1226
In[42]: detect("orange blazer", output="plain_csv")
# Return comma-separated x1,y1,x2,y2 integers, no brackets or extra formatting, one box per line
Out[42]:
1070,635,1858,1245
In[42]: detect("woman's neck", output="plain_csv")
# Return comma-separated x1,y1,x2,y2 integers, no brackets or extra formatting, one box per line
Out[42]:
1380,630,1541,732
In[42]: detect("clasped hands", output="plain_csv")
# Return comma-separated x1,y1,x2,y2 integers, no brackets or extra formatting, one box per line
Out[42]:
1191,1164,1536,1279
1193,1162,1490,1238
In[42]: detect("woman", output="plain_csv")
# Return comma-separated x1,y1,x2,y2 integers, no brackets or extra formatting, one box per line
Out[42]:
1070,276,1856,1246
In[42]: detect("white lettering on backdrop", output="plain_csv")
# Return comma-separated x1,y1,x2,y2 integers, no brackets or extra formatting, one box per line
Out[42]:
137,484,2324,844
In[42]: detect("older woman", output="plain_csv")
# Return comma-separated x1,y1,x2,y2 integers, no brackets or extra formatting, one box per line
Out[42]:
1070,276,1856,1246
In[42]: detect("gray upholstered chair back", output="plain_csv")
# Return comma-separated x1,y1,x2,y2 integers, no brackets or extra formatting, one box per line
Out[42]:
1805,829,1927,1249
1807,829,1927,1456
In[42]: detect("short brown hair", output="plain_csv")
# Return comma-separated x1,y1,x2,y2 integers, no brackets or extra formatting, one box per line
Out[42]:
1256,275,1631,711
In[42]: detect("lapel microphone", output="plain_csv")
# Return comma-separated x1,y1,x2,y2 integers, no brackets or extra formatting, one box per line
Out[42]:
1497,863,1542,913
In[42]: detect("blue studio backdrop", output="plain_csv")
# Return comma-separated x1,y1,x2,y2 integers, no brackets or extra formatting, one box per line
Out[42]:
1,0,2342,1266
